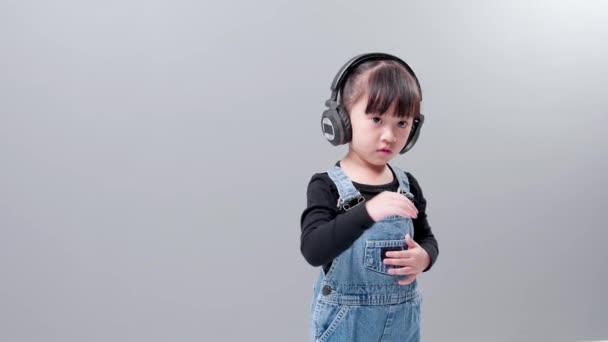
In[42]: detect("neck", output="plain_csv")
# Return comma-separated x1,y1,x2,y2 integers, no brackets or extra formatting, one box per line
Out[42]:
340,149,391,184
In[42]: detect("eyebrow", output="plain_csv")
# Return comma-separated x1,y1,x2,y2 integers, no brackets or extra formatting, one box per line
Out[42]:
366,112,410,120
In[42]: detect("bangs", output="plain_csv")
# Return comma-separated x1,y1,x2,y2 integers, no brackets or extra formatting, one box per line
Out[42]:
364,63,421,119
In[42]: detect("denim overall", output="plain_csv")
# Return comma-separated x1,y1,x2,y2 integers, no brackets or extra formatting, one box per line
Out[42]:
309,165,422,342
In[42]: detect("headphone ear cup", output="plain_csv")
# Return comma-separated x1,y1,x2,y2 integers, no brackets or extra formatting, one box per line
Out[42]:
321,108,345,146
321,103,352,146
400,114,424,154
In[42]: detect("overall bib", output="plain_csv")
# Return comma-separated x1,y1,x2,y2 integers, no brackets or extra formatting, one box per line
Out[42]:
309,165,422,342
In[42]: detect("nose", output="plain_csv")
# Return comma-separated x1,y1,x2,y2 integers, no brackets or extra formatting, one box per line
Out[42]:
381,127,397,143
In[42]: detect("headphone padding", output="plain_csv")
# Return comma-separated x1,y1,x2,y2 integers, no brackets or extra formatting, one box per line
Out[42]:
336,106,352,144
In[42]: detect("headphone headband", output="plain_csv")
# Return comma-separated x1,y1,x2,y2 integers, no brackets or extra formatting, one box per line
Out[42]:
328,52,422,103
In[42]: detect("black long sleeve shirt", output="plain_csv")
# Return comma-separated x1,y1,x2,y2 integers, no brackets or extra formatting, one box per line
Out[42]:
300,162,439,274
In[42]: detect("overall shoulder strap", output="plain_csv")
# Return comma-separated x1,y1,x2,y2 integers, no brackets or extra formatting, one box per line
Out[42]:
326,166,365,211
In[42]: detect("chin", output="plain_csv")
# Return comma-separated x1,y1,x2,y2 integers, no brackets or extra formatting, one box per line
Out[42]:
352,149,392,165
365,156,391,166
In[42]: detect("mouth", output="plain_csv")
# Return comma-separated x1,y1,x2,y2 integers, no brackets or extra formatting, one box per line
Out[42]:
377,148,392,154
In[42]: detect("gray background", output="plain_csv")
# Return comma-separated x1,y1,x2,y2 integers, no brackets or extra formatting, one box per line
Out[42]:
1,1,607,341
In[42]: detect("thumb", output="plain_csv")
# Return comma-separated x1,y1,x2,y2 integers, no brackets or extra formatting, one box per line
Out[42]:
405,234,418,248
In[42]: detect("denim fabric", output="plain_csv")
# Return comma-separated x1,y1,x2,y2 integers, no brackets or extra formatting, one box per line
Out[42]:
309,165,422,342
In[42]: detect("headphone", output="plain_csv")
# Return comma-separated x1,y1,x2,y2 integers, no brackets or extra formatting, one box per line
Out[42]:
320,52,425,154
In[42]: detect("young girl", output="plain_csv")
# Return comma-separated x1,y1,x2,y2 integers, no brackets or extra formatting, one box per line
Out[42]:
300,52,439,342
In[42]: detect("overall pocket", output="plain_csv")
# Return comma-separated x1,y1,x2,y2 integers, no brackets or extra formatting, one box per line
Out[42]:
363,239,407,275
313,300,349,342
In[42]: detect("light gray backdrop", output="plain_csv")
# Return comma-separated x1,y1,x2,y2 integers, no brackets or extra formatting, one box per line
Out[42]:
1,1,607,341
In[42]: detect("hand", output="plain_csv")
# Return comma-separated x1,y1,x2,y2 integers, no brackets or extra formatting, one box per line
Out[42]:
383,234,430,285
365,191,418,222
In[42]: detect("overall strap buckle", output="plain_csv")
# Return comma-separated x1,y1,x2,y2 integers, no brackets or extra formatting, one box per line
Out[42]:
397,186,415,201
337,194,365,211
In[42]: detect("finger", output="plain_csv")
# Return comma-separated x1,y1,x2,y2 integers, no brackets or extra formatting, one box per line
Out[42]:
384,255,414,265
396,200,418,218
398,275,417,285
384,250,412,258
387,266,415,276
400,207,417,219
398,250,415,259
402,197,417,211
383,257,410,266
393,194,418,213
390,205,415,219
405,202,419,216
391,191,415,205
405,234,418,248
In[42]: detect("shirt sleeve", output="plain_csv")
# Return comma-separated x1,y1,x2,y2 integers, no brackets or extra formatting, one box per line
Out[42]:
406,172,439,272
299,174,375,267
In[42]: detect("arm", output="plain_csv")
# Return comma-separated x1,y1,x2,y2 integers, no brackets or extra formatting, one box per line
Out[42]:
407,172,439,272
299,174,375,267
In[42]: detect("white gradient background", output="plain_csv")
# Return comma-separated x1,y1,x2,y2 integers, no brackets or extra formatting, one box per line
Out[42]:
1,1,607,341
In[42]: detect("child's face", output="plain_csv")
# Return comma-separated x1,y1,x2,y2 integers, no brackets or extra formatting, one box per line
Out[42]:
348,96,414,166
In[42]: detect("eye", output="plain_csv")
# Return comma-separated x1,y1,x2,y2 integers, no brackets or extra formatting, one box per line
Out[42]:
371,117,382,124
398,121,408,128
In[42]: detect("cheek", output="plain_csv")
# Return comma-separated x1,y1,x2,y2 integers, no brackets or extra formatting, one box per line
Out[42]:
400,126,413,139
350,120,372,138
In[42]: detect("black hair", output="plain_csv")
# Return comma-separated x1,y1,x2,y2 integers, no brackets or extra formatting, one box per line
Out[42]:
339,60,421,119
